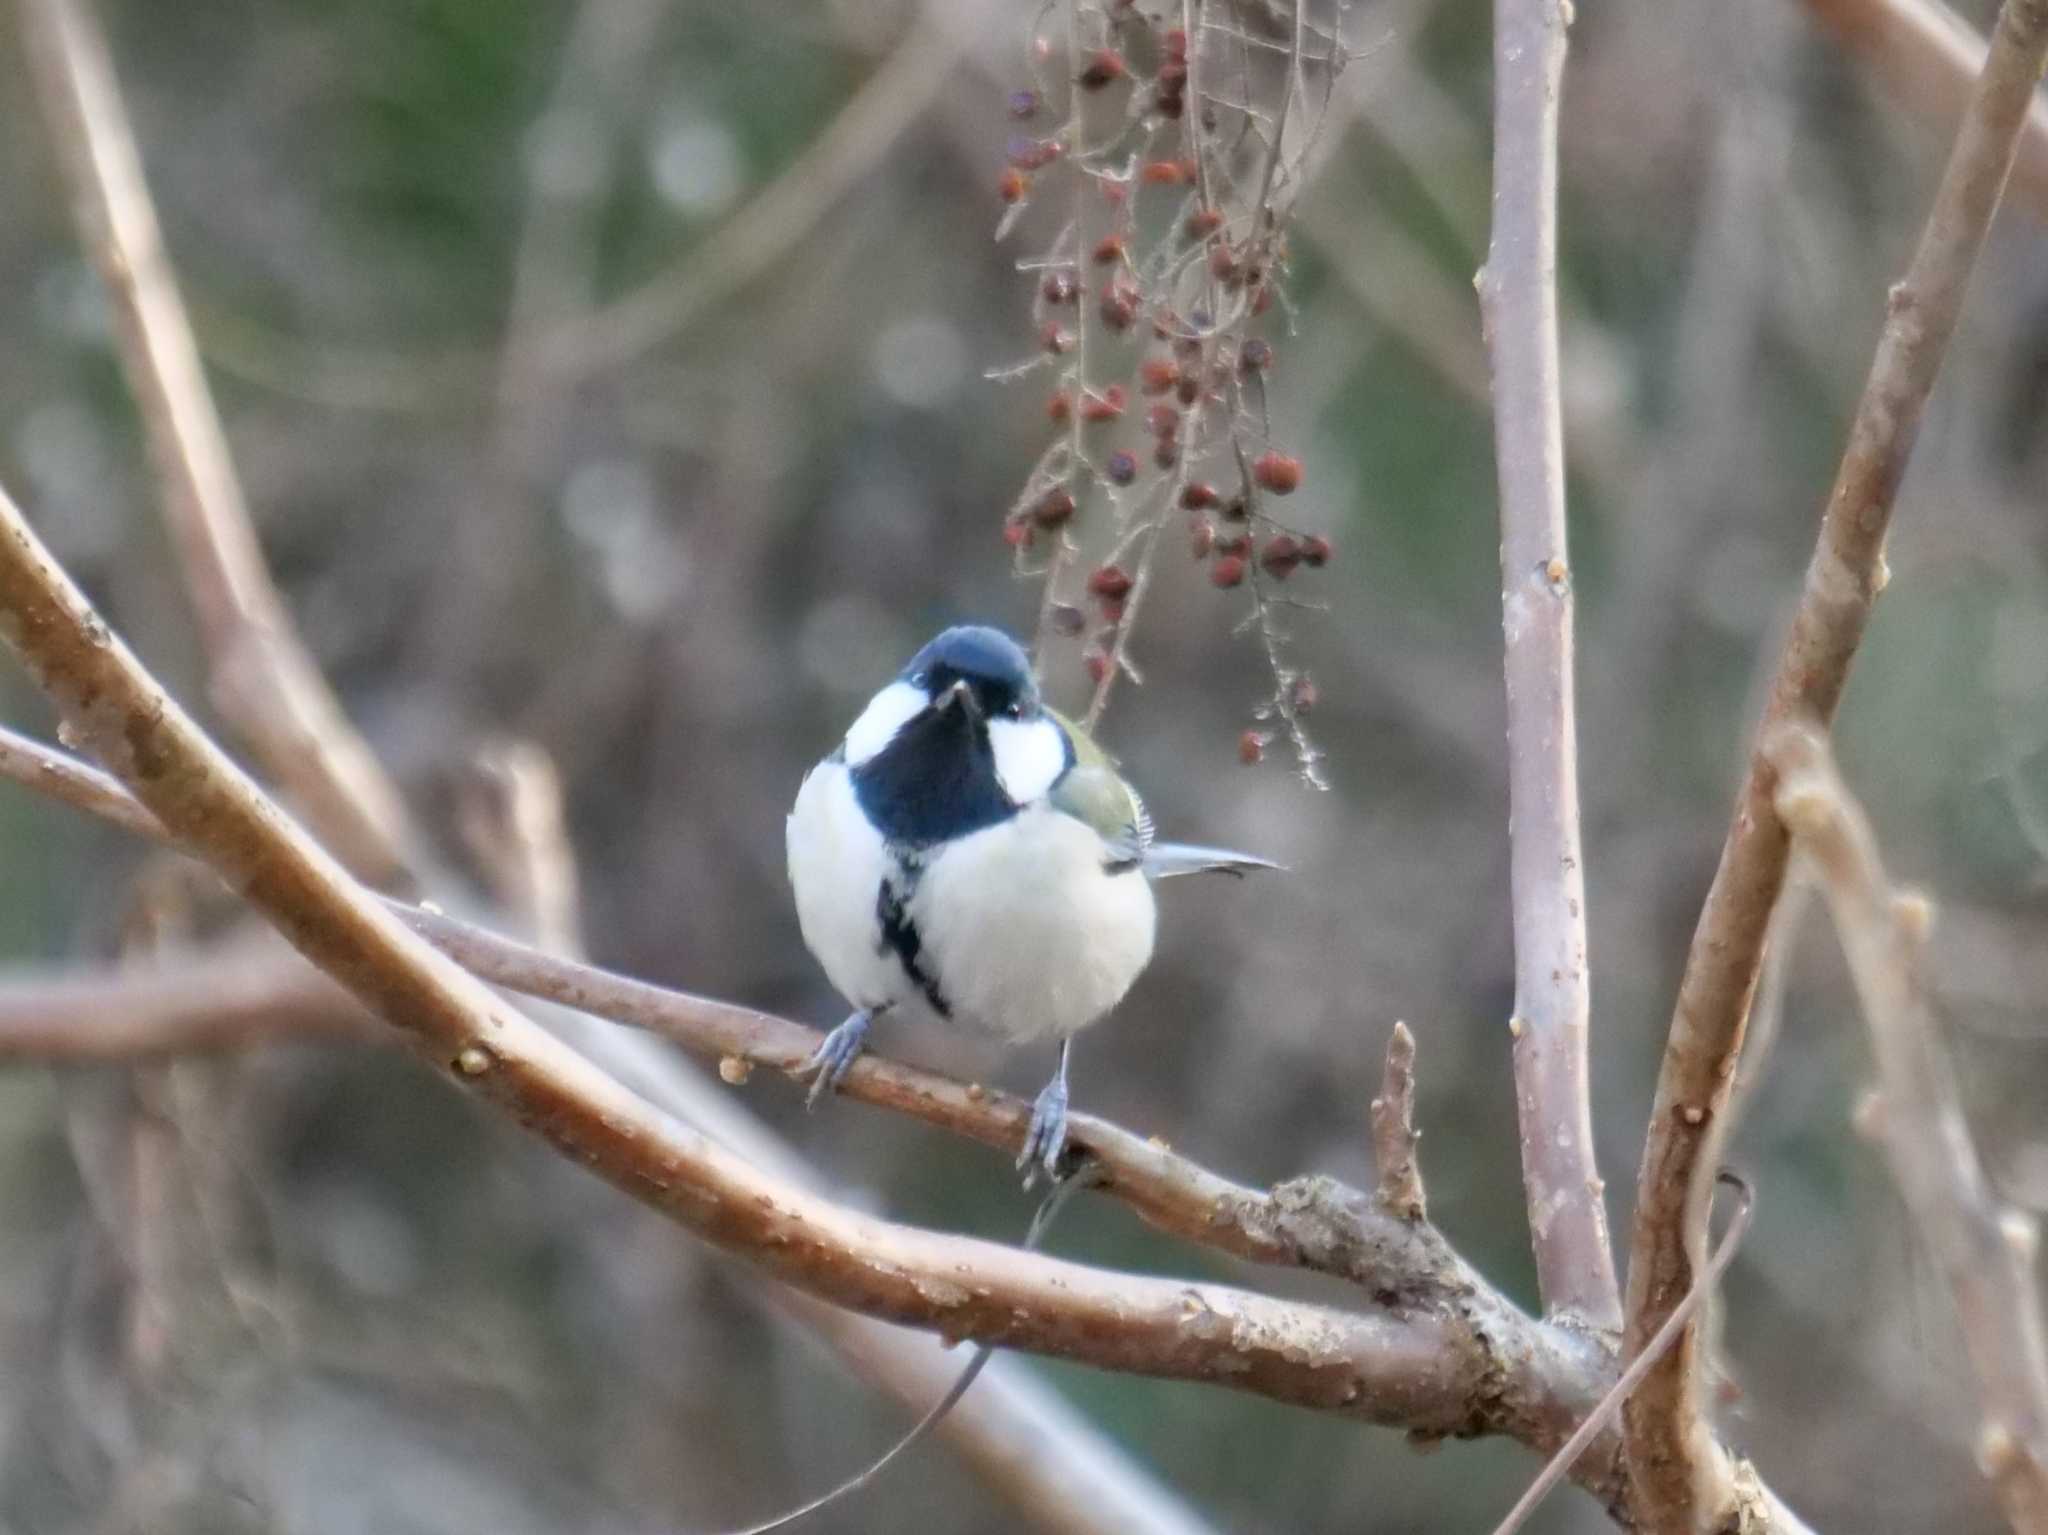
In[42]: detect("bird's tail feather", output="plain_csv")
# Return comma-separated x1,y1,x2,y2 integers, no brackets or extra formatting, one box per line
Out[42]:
1141,842,1283,879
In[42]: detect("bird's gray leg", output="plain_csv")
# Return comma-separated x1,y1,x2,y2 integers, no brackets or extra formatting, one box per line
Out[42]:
797,1010,873,1109
1018,1039,1072,1187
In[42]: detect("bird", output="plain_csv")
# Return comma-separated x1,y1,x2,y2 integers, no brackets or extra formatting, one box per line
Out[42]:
786,623,1278,1183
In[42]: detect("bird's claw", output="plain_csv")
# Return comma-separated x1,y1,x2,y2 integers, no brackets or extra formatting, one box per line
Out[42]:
1017,1073,1071,1189
797,1012,870,1109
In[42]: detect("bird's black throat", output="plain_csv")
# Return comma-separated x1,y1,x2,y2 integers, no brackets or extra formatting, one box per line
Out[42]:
850,703,1015,847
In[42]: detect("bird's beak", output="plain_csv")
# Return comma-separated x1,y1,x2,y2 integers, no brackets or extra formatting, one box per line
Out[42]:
935,678,981,725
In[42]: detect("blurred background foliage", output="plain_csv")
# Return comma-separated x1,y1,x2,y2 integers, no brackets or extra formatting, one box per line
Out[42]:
0,0,2044,1530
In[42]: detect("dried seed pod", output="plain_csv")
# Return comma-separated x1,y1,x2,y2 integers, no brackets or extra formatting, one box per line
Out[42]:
1253,451,1302,494
1079,384,1127,423
1087,564,1135,599
1078,49,1127,89
1050,602,1086,636
1033,487,1077,527
1260,533,1302,578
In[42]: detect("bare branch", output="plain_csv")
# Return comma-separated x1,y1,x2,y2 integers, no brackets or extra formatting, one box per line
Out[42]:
1624,0,2048,1524
548,10,964,379
1475,0,1620,1332
1370,1021,1426,1221
17,0,420,885
1800,0,2048,222
455,738,587,957
0,480,1632,1505
1771,724,2048,1535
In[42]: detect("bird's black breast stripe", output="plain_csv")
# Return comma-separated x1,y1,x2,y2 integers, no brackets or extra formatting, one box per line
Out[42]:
875,858,950,1018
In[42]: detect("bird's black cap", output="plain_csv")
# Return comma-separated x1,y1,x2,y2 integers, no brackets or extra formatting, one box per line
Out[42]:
901,626,1039,719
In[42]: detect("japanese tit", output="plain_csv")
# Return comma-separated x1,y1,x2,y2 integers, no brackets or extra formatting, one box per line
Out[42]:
786,624,1276,1182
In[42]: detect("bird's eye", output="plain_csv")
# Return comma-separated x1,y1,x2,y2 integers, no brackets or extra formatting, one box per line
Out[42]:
1002,702,1024,720
910,671,928,688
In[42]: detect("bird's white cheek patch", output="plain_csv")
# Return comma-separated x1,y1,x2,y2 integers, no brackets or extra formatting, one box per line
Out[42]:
843,681,926,765
990,718,1067,803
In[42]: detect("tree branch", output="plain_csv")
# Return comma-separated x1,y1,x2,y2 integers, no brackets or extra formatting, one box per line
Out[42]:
17,0,420,885
1799,0,2048,223
1624,0,2048,1524
1771,724,2048,1535
1476,0,1621,1332
0,480,1636,1507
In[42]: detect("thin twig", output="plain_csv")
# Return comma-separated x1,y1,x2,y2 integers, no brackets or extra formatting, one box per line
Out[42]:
1624,0,2048,1524
1369,1021,1426,1221
1475,0,1620,1331
1771,724,2048,1535
549,8,963,378
0,475,1620,1460
1799,0,2048,222
17,0,420,886
1489,1174,1756,1535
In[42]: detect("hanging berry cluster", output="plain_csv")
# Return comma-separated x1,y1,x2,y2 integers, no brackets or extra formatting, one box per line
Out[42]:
990,0,1351,786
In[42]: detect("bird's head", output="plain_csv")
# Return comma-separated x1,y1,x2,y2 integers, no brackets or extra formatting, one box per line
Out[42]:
842,626,1071,841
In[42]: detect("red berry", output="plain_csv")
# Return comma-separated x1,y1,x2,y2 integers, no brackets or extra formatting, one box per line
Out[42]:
1189,519,1215,558
1240,337,1273,372
1141,158,1186,186
1208,243,1239,283
1046,390,1072,423
1238,729,1265,765
1084,647,1112,684
1155,90,1185,120
1185,207,1225,240
1105,449,1137,485
1092,234,1126,265
1098,595,1126,625
1144,403,1181,438
1087,564,1135,599
1078,49,1127,89
1253,451,1302,494
1210,553,1246,588
1033,488,1077,527
1080,384,1127,422
999,168,1028,203
1290,675,1320,714
1004,518,1034,549
1221,496,1248,522
1164,26,1189,59
1301,534,1332,567
1215,533,1251,558
1157,59,1189,92
1139,357,1179,395
1260,533,1302,578
1042,270,1078,305
1153,437,1180,469
1181,482,1219,510
1176,374,1202,407
1099,281,1139,332
1040,321,1072,354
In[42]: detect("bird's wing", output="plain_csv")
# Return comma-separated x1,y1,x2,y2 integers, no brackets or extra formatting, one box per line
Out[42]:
1045,710,1152,865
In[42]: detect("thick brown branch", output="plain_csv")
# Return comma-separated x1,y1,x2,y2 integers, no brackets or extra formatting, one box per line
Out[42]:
17,0,419,886
1800,0,2048,222
1477,0,1620,1332
1624,0,2048,1525
0,483,1630,1501
1772,725,2048,1535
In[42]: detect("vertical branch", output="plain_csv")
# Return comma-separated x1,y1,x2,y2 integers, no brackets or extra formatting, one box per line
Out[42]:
1772,725,2048,1535
1624,0,2048,1525
1475,0,1620,1331
17,0,419,885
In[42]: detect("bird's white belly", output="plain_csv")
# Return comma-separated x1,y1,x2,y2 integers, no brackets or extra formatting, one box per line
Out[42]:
912,804,1157,1043
787,760,907,1014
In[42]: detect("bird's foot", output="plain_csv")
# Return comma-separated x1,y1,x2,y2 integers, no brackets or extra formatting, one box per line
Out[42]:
1017,1072,1071,1189
796,1011,871,1109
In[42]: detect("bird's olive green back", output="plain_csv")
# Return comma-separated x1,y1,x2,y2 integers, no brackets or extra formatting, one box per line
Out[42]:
1045,708,1152,855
